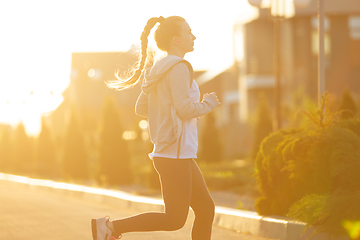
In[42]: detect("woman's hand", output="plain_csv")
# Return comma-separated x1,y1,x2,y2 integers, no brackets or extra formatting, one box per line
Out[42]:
203,92,221,107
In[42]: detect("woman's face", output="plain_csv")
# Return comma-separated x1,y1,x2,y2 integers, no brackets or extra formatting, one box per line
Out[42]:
176,21,196,53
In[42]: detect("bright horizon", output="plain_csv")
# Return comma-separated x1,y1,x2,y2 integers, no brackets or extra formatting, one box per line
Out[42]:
0,0,258,136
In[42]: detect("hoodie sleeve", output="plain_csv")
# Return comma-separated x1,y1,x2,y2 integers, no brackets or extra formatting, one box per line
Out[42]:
170,63,218,119
135,91,148,118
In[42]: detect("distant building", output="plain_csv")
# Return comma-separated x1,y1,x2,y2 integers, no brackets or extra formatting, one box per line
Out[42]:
44,50,142,141
196,65,252,159
236,0,360,122
44,49,249,159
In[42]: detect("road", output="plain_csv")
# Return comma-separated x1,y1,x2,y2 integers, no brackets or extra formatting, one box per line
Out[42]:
0,179,278,240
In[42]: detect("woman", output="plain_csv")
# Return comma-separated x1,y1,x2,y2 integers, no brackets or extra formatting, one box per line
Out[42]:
92,16,221,240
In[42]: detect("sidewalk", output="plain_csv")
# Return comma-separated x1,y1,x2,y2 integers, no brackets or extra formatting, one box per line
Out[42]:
0,173,310,240
115,182,256,211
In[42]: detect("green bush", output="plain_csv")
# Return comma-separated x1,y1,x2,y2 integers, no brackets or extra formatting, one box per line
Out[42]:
289,191,360,237
252,94,273,159
13,123,33,175
62,108,88,181
338,89,357,119
199,111,222,163
35,119,56,179
98,97,133,186
255,128,308,216
0,127,13,173
255,93,360,237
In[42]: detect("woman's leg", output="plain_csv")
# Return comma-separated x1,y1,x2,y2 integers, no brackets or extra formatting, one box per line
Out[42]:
112,158,192,235
189,159,215,240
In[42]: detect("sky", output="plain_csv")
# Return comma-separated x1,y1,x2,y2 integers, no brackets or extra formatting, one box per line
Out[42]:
0,0,258,136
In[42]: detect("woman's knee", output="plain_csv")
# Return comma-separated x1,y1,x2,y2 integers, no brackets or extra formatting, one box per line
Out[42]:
166,215,187,231
192,198,215,220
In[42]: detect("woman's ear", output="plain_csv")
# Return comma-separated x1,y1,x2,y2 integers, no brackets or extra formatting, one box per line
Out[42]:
173,36,179,45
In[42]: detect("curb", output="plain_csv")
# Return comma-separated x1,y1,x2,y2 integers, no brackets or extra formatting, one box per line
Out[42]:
0,173,307,240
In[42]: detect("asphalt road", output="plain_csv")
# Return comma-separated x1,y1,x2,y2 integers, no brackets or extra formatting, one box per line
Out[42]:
0,180,278,240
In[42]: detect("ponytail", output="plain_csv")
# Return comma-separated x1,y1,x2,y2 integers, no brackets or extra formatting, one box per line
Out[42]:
107,16,165,91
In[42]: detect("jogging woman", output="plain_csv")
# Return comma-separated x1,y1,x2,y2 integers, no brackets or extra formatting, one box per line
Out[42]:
92,16,221,240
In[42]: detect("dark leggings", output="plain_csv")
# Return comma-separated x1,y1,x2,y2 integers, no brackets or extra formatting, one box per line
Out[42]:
112,157,215,240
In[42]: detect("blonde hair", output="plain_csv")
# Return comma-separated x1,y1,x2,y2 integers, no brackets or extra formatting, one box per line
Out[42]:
107,16,185,91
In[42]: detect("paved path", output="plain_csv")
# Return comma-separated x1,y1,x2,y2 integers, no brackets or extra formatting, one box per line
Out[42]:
0,180,278,240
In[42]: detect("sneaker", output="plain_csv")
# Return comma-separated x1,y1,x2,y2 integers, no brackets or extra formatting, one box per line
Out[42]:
91,216,121,240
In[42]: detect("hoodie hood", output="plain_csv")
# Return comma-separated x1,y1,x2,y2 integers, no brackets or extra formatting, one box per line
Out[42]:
142,55,193,94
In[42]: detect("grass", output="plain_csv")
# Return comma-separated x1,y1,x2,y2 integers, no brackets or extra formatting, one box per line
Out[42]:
198,158,260,198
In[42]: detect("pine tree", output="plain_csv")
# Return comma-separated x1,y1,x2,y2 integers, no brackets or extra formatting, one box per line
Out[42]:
199,111,222,163
35,119,56,179
13,123,33,175
62,108,88,181
338,89,357,119
0,126,13,173
252,94,273,159
98,97,133,186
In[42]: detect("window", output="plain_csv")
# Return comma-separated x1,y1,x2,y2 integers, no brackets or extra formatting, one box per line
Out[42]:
349,16,360,40
311,16,331,68
349,16,360,67
311,16,331,56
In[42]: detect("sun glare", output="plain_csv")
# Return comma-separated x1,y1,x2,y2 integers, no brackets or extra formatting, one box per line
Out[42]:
0,0,257,136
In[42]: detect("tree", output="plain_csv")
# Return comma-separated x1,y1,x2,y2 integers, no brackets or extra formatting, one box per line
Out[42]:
98,97,133,186
62,108,88,181
35,119,56,179
13,123,33,175
0,126,13,173
338,89,357,119
199,111,222,163
252,94,273,159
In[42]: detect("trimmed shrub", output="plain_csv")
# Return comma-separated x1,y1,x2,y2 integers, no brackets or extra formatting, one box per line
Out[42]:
13,123,33,175
338,89,357,119
199,111,222,163
62,108,88,181
255,93,360,237
35,119,56,178
0,126,13,173
252,94,273,159
98,97,133,186
255,128,308,216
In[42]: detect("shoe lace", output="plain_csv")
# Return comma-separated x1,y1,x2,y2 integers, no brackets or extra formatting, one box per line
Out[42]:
104,216,122,240
110,236,122,240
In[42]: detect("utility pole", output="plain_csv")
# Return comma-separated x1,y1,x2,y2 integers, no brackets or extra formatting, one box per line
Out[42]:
318,0,326,105
273,14,281,131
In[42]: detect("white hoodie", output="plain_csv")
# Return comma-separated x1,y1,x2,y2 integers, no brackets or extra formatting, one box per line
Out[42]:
135,55,219,159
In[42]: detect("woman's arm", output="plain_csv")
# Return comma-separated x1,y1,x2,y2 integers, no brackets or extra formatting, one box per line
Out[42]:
170,63,220,119
135,91,148,118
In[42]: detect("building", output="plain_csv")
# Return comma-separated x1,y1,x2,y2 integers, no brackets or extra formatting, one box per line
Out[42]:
196,65,252,159
44,49,250,159
236,0,360,122
44,50,142,141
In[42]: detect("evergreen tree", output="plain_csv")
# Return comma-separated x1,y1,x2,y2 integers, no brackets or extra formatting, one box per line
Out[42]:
13,123,33,175
0,126,13,173
338,89,357,119
99,97,133,186
199,111,222,163
252,94,273,159
35,119,56,179
62,108,88,181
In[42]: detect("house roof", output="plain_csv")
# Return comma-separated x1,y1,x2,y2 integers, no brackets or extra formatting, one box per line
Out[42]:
196,64,232,86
